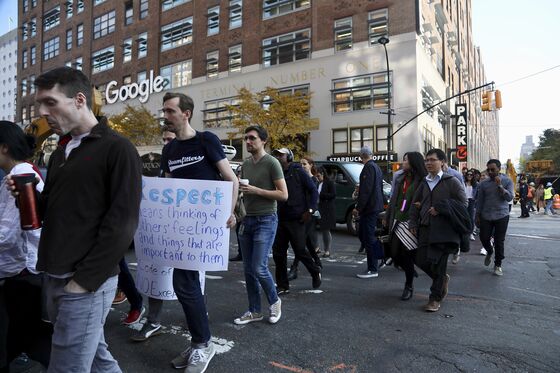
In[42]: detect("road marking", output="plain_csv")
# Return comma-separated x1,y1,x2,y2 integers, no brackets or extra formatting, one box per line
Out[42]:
270,361,313,372
508,233,560,241
205,275,223,280
299,290,323,294
508,287,560,300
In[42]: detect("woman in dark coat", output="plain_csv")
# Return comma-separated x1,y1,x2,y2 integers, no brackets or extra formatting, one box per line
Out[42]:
317,167,336,257
384,152,427,300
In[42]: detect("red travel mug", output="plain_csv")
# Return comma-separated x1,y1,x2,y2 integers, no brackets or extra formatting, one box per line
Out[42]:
12,173,41,230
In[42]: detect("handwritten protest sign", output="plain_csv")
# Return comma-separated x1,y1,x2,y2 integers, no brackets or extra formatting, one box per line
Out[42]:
135,258,177,300
134,177,233,272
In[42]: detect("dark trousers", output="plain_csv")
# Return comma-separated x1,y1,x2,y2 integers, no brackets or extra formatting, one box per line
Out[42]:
1,273,53,372
118,257,143,311
172,269,211,348
417,228,450,302
358,213,380,272
520,198,529,217
391,237,417,287
273,220,320,290
291,217,321,270
479,216,509,267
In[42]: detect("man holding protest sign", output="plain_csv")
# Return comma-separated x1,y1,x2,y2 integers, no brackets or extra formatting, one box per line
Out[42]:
234,126,288,326
160,92,238,373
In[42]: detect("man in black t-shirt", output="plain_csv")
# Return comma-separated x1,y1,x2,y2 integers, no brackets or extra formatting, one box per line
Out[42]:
160,92,238,373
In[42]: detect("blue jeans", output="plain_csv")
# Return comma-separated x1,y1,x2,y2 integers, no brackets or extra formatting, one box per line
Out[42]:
45,275,121,373
239,214,279,313
172,269,211,348
358,212,380,272
545,199,555,214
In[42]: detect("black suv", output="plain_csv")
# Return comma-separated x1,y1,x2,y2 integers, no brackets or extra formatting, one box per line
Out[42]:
315,161,391,235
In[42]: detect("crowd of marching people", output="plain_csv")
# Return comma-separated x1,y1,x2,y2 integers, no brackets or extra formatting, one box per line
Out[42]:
0,66,557,373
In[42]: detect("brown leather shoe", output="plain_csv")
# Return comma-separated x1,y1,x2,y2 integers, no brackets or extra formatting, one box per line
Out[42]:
424,300,441,312
441,274,450,300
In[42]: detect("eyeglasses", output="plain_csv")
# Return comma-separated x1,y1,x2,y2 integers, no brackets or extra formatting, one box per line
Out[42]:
244,135,258,141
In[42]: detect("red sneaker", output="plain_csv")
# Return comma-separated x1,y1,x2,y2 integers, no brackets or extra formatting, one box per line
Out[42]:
123,307,145,325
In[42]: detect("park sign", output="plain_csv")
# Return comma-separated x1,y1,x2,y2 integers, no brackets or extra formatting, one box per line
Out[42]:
105,70,166,104
455,103,468,161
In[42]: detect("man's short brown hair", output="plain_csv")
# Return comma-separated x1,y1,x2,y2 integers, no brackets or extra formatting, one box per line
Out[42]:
163,92,194,120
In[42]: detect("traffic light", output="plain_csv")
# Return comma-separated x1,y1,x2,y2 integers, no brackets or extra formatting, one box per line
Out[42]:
494,90,502,109
481,91,492,111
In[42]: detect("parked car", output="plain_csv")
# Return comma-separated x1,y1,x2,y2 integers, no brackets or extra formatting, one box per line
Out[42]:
315,161,391,235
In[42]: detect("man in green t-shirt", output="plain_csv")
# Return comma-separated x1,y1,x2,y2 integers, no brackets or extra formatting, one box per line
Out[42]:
233,126,288,326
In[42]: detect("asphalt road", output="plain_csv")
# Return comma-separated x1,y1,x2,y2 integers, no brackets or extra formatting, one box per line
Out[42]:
11,205,560,372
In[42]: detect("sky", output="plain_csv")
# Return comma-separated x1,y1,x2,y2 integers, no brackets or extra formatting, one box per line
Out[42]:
1,1,558,165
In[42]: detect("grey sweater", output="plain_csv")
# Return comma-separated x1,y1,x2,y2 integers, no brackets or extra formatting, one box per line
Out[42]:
476,175,513,220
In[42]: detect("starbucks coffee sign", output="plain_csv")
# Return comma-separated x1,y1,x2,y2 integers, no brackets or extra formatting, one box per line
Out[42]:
105,70,166,104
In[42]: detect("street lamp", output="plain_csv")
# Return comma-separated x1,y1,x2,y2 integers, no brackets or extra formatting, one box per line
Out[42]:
377,35,392,176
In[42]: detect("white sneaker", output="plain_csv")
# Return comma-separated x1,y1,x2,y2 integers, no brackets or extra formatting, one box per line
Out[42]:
356,270,379,279
269,298,282,324
470,234,476,241
494,266,503,276
480,248,488,256
171,347,192,369
452,254,460,264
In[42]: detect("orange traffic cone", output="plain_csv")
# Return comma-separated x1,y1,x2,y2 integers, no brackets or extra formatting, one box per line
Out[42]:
553,194,560,210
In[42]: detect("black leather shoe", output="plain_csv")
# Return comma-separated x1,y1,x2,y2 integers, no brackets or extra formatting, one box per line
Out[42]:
229,255,242,262
401,286,413,301
287,267,298,281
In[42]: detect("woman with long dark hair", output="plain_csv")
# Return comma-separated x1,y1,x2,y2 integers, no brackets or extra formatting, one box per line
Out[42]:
316,166,336,257
0,121,52,372
384,152,427,300
464,170,478,241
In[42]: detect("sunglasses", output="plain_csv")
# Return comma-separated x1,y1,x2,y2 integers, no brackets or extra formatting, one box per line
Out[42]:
467,174,473,176
244,135,258,141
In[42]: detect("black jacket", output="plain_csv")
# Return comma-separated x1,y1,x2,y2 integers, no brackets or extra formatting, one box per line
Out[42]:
278,162,318,221
431,199,473,244
356,160,384,216
318,178,336,230
36,117,142,291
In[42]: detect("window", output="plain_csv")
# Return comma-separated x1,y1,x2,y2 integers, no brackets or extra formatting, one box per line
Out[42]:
262,29,310,67
140,0,149,19
262,84,309,114
76,24,84,46
122,38,132,63
125,2,134,26
29,75,35,94
207,6,219,36
22,107,27,123
123,75,132,84
22,50,28,69
22,23,28,41
331,73,390,113
66,0,73,18
65,61,72,67
75,57,83,70
203,97,239,128
30,105,35,120
43,6,61,31
334,17,352,51
30,18,37,37
32,0,36,8
21,79,27,97
263,0,310,19
229,0,242,29
137,32,147,58
94,0,107,5
206,51,219,79
23,0,29,13
376,126,388,151
161,18,192,51
162,0,190,11
77,0,84,13
137,71,146,82
91,46,115,74
228,44,242,73
66,29,72,50
30,46,36,65
93,11,116,39
43,37,60,61
368,9,388,45
159,60,192,89
332,129,348,154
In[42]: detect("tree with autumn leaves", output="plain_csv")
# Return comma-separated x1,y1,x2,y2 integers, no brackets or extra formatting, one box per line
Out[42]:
227,87,317,157
108,104,161,146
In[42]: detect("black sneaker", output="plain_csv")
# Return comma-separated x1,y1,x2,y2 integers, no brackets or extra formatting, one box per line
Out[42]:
131,323,163,342
229,255,242,262
312,272,322,289
276,287,290,296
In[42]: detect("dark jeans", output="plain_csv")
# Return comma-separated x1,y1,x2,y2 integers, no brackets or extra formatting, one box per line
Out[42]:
520,198,529,217
358,212,380,272
1,273,53,372
467,198,476,232
391,237,417,287
479,215,510,267
118,258,143,311
417,227,449,302
273,220,321,290
172,269,211,348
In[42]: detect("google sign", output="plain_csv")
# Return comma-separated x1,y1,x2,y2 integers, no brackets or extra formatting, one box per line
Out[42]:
105,70,168,104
